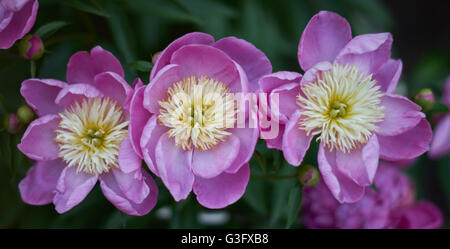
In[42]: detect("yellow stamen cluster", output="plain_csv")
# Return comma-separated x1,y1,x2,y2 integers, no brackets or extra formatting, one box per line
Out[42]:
158,76,237,151
55,98,129,175
297,63,385,153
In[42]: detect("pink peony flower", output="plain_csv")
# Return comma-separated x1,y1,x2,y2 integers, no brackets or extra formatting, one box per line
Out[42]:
302,161,443,229
18,46,158,215
129,32,272,209
259,11,432,203
0,0,38,49
429,76,450,159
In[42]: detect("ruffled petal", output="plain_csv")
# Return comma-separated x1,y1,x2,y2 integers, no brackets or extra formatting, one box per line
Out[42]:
0,0,38,49
129,85,152,158
213,36,272,91
192,134,240,179
19,159,65,205
373,59,402,93
93,72,133,110
335,135,379,186
53,167,98,214
154,133,194,201
336,33,392,75
66,46,124,85
21,79,67,116
18,114,60,161
318,143,366,203
144,64,181,114
118,136,142,174
282,111,313,166
376,94,425,136
378,119,432,161
100,169,158,216
193,163,249,209
55,83,103,109
150,32,214,80
140,116,169,176
298,11,352,71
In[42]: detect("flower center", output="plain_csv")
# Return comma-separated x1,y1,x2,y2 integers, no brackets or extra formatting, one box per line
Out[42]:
158,76,237,151
55,98,129,175
297,63,385,153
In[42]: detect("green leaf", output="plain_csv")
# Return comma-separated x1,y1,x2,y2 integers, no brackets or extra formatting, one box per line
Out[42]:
254,150,267,174
106,3,136,63
127,60,153,72
430,102,449,114
63,0,110,18
30,60,36,78
285,183,302,229
35,21,69,40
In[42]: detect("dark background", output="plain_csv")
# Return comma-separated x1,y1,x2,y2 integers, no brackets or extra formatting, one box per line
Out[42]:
0,0,449,228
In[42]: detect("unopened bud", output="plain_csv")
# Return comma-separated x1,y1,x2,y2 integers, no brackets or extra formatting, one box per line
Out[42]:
4,114,21,134
414,88,435,112
297,164,319,187
18,34,45,60
152,51,161,64
17,105,34,124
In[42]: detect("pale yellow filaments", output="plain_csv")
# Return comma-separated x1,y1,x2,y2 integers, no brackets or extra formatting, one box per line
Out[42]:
297,63,385,153
158,76,237,151
55,98,129,175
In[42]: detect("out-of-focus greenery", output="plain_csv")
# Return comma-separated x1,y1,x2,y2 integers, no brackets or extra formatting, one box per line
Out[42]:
0,0,449,229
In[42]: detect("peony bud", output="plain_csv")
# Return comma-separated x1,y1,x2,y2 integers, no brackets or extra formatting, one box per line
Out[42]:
152,51,161,64
17,105,34,124
18,34,45,60
4,114,22,134
297,164,319,187
414,88,435,112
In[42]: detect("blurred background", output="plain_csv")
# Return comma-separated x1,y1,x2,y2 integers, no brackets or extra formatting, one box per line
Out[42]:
0,0,449,228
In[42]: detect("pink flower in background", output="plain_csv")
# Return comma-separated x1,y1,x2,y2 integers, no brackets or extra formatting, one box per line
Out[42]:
429,76,450,159
18,46,158,215
130,32,272,208
259,11,432,203
0,0,38,49
302,161,443,229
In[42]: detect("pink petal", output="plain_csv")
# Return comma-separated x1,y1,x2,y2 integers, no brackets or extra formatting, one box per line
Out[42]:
259,71,302,93
393,201,443,229
270,82,301,122
443,76,450,107
2,0,31,12
0,0,37,49
373,59,403,93
100,168,158,216
18,114,60,161
93,72,133,110
19,159,65,205
376,94,425,136
378,119,432,161
140,116,168,176
429,114,450,159
129,85,152,158
213,36,272,91
282,111,313,166
264,123,285,150
155,133,194,201
150,32,214,80
144,64,181,114
21,79,67,116
192,134,240,179
224,111,259,174
193,163,250,209
53,167,98,214
300,61,333,85
110,168,149,204
66,46,124,85
335,135,379,186
118,136,142,174
336,33,393,75
55,83,103,109
170,44,242,93
298,11,352,71
318,143,366,203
